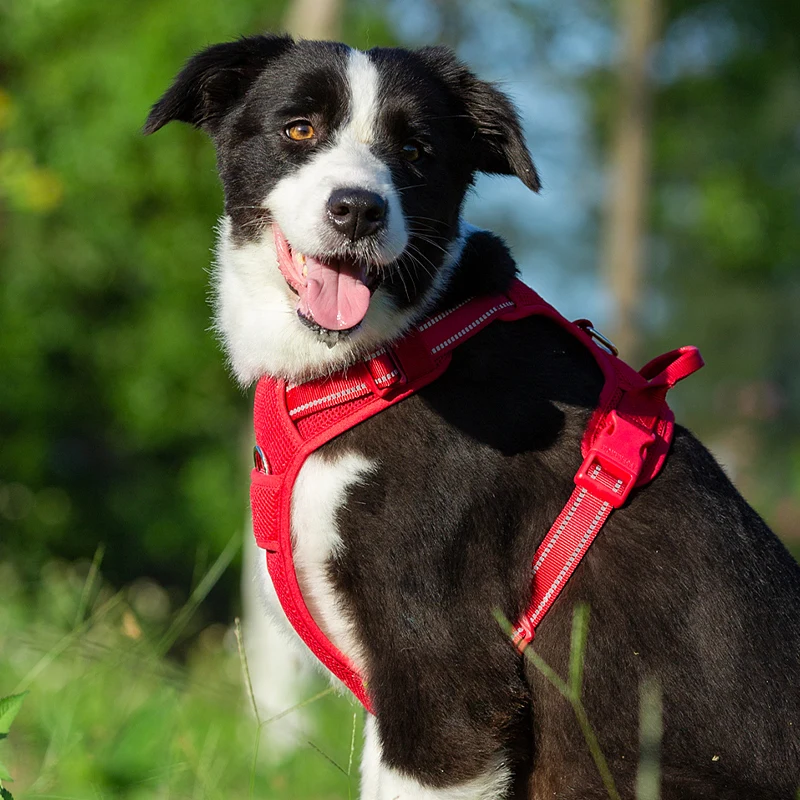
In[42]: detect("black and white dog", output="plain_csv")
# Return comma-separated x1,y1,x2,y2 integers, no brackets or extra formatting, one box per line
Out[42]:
145,35,800,799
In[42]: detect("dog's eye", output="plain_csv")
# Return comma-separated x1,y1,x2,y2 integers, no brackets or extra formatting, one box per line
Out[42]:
401,141,422,162
285,121,315,141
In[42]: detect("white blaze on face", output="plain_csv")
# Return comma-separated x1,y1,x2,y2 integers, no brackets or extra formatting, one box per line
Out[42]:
266,48,408,263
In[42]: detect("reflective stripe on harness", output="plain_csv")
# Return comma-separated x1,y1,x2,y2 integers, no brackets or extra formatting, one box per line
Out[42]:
250,278,703,711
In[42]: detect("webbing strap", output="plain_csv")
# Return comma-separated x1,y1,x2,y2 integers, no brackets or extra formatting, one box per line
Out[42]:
512,345,703,651
285,297,517,420
512,484,614,649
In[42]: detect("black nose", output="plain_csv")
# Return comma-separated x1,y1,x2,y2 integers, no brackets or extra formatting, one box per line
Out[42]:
327,188,387,241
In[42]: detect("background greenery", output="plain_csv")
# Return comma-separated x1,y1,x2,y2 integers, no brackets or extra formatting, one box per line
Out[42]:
1,0,798,796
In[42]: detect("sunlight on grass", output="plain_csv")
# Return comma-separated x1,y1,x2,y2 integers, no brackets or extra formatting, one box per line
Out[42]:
0,557,362,799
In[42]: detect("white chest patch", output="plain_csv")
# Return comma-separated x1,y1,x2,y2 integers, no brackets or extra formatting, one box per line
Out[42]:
289,451,376,676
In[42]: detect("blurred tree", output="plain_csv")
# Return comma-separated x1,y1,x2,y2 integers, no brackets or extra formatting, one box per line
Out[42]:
601,0,659,363
587,0,800,538
0,0,398,616
285,0,344,39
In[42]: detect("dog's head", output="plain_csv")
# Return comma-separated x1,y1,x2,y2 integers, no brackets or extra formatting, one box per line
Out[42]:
145,36,538,383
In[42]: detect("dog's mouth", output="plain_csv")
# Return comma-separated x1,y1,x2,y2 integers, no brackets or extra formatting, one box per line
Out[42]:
273,225,380,338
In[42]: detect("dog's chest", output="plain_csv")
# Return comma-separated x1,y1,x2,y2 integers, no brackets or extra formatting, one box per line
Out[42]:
285,451,375,675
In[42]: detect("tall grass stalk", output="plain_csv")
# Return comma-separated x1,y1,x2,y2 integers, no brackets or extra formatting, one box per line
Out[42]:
157,533,241,655
234,613,343,798
636,678,662,800
495,605,622,800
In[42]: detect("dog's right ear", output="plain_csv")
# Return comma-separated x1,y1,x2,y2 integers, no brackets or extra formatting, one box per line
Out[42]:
143,34,293,135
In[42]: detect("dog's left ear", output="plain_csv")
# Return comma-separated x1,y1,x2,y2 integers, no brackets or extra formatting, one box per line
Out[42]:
417,46,540,192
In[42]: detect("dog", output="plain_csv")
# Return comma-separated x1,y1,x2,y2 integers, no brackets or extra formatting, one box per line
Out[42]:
145,35,800,799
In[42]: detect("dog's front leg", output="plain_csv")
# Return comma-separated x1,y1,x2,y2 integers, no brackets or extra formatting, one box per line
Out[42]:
360,716,511,800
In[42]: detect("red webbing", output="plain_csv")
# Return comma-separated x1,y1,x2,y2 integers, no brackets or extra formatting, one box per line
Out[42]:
250,278,703,709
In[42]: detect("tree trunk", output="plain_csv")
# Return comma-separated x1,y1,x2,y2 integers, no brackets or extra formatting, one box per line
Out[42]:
601,0,660,363
239,0,345,748
283,0,344,40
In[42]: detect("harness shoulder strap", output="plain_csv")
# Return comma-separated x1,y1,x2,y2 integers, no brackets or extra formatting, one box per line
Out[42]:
511,343,703,650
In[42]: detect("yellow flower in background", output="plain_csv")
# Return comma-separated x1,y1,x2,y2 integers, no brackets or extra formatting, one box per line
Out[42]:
0,146,63,213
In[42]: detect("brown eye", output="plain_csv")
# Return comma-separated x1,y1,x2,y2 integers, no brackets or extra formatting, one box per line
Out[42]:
285,121,315,141
401,141,422,162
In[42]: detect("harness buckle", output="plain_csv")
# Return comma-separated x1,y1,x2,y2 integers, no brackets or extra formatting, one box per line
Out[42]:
574,411,656,508
363,329,437,398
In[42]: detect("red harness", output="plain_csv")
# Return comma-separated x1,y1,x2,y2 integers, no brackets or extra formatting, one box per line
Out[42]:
250,278,702,712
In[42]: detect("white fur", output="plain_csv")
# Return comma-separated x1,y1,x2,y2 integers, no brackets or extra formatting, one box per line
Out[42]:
213,46,469,385
242,530,315,757
361,716,512,800
291,451,374,673
214,214,467,384
347,49,381,144
254,452,375,691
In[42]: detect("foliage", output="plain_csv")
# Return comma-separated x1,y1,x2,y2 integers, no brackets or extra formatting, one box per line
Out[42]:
0,558,361,799
0,690,28,797
583,0,800,529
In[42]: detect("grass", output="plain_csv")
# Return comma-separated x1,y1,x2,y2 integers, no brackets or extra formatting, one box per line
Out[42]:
0,551,363,799
6,551,796,799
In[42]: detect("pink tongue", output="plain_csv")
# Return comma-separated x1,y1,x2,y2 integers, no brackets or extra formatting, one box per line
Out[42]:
303,257,371,331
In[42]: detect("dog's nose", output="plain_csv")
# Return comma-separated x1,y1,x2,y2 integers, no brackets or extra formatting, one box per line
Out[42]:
327,188,387,241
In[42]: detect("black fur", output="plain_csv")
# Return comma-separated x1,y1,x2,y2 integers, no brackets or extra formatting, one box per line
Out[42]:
146,37,800,798
329,231,800,798
145,36,538,313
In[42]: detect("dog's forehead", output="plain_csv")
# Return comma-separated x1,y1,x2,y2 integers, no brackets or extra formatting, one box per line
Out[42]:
245,42,453,132
247,41,350,114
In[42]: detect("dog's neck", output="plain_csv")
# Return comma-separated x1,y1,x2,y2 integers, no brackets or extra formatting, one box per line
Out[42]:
212,219,516,386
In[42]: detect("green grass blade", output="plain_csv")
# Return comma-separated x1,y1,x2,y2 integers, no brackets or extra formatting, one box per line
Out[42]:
234,617,261,726
0,759,12,781
636,678,662,800
569,604,590,699
157,533,240,655
572,702,622,800
73,544,105,628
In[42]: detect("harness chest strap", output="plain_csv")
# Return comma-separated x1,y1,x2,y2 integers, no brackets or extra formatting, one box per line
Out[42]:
250,278,703,712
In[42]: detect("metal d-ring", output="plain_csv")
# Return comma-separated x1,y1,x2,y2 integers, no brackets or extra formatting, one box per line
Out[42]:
253,445,270,474
575,319,619,357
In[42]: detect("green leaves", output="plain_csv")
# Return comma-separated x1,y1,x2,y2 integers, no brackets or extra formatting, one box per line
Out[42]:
0,693,27,738
0,691,26,796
